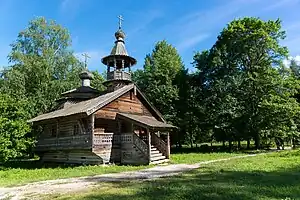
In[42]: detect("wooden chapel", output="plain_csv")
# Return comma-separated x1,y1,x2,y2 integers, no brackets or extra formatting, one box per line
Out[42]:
28,18,175,165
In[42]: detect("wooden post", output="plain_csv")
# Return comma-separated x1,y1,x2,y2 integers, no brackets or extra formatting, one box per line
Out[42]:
146,128,151,164
166,132,170,159
130,123,133,133
90,114,95,149
56,119,59,150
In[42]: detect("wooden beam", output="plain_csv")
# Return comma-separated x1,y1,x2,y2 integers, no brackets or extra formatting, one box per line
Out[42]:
166,132,170,159
146,127,151,164
90,114,95,148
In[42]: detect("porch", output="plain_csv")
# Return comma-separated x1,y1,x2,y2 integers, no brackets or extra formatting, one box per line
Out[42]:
115,113,175,164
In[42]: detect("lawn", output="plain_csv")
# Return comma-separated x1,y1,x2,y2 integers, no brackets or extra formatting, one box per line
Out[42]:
0,151,240,187
43,150,300,200
170,152,244,164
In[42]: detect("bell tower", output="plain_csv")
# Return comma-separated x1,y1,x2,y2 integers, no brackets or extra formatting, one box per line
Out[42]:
101,15,137,92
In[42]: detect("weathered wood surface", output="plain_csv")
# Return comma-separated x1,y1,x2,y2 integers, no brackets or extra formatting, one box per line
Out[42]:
38,114,89,139
95,91,153,120
119,133,148,165
40,150,103,164
107,71,131,81
151,133,168,158
36,135,92,151
133,132,148,160
94,118,117,134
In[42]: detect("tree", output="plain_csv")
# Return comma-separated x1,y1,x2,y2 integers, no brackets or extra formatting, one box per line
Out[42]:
0,94,33,162
193,17,299,149
1,17,104,118
91,71,106,91
0,17,105,160
290,59,300,79
133,40,184,122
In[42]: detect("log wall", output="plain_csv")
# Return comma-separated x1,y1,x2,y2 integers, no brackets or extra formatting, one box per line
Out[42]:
95,91,153,120
40,150,103,164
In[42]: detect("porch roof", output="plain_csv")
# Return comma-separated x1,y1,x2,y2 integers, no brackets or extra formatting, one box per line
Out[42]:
116,113,176,129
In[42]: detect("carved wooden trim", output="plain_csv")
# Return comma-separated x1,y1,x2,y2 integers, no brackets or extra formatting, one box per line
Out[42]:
133,132,148,160
35,134,92,151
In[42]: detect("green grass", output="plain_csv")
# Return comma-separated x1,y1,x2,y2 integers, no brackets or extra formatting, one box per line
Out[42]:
0,162,147,187
0,152,241,187
43,150,300,200
171,152,244,164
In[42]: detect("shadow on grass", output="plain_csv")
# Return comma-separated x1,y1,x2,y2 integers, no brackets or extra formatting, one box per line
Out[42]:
0,160,76,170
171,145,270,154
63,164,300,200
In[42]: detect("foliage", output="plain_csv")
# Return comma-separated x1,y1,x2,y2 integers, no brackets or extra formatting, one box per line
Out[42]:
1,17,104,118
133,40,184,122
0,17,104,161
290,59,300,78
192,17,299,149
0,94,33,162
91,71,106,91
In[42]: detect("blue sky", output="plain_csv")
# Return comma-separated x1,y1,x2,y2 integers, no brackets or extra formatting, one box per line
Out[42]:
0,0,300,72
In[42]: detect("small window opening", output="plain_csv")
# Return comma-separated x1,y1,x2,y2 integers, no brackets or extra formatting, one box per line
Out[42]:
73,124,80,135
51,125,57,137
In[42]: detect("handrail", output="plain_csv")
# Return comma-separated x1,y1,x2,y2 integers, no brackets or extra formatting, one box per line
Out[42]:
151,133,168,157
36,134,92,150
133,132,149,159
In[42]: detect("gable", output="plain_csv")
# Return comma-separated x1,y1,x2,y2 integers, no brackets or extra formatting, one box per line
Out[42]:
29,84,165,123
95,88,162,121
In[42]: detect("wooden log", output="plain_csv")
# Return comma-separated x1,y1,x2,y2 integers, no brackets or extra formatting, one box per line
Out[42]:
166,132,170,159
147,128,151,164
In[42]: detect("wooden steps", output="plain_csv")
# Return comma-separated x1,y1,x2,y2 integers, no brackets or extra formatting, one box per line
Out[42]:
150,145,169,164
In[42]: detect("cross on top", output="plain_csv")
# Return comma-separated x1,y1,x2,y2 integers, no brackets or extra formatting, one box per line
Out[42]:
82,53,90,69
118,15,123,29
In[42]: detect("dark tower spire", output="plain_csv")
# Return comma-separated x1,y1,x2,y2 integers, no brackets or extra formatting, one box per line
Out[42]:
101,15,137,92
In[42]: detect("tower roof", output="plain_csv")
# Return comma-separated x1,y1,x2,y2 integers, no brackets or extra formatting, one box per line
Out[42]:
101,16,137,68
79,70,94,80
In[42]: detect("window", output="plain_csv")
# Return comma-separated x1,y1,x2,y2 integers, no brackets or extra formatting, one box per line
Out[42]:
51,125,57,137
73,124,80,135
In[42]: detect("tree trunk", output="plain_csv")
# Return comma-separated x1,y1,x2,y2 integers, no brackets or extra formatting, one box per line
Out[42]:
229,140,233,151
222,140,226,148
292,138,296,149
275,138,281,150
238,140,241,150
254,134,260,149
190,138,193,149
247,139,250,149
281,138,285,150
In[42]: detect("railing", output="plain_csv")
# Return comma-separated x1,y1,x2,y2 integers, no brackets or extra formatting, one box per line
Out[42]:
133,133,149,159
107,71,131,81
151,133,168,157
93,133,114,146
35,135,92,151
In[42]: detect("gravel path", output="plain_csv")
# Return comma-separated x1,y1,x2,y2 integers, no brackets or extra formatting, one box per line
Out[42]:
0,154,258,200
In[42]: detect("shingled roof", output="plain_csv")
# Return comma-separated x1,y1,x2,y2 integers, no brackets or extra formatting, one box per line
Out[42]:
28,84,134,123
28,84,166,123
117,113,176,129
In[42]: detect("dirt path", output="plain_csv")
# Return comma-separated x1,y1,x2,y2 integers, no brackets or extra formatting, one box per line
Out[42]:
0,154,258,200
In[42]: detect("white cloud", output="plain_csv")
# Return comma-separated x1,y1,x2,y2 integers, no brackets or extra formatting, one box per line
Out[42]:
177,34,210,51
126,10,163,37
283,55,300,67
169,0,260,52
